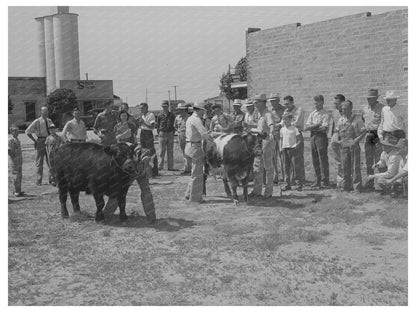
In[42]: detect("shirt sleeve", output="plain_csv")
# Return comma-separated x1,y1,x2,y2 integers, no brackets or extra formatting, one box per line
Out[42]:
375,155,401,179
148,113,156,125
377,107,385,138
265,112,274,127
321,113,330,128
8,138,13,152
93,115,101,131
305,112,313,127
292,107,303,129
195,117,209,138
62,122,70,141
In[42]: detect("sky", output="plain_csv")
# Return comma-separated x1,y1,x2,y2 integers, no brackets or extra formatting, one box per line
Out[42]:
8,6,405,110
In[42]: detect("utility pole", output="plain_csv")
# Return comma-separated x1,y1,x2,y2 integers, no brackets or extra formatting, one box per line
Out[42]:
172,85,178,101
145,88,148,103
168,90,171,112
85,72,89,80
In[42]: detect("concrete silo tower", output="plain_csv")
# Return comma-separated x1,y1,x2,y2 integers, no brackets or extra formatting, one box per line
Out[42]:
35,6,80,94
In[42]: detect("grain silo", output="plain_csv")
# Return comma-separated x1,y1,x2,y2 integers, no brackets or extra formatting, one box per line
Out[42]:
35,6,80,94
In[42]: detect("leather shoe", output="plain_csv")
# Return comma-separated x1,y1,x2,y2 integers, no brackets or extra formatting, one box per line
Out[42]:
282,185,291,191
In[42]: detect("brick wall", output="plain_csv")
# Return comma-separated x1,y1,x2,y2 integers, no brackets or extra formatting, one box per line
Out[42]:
246,9,408,117
8,77,47,127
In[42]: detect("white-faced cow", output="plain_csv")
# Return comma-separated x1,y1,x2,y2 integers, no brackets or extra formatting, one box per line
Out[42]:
204,132,262,204
53,142,139,222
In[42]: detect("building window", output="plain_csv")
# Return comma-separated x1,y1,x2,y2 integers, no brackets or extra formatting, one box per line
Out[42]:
214,100,223,108
25,101,36,122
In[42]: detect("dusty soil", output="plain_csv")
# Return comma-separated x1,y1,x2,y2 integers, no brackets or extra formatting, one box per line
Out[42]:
8,142,407,305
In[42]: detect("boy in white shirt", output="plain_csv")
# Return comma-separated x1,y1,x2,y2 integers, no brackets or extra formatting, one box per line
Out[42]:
280,112,302,191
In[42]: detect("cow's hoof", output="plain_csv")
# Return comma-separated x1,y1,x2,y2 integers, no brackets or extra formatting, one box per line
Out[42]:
61,212,69,218
120,214,128,222
95,212,105,222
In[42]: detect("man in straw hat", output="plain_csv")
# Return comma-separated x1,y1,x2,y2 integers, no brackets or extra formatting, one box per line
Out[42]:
9,124,24,196
243,98,259,131
210,103,234,133
184,102,213,203
386,138,408,197
231,99,245,133
45,123,65,186
362,89,384,188
330,94,346,187
377,90,406,141
174,103,192,175
250,94,275,198
269,92,285,184
367,135,403,195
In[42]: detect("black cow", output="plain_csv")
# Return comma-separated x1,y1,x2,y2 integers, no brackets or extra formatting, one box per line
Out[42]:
204,132,262,204
54,142,138,222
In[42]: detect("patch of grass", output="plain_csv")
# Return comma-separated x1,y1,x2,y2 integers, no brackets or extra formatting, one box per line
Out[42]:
259,227,330,251
355,233,386,246
380,209,407,228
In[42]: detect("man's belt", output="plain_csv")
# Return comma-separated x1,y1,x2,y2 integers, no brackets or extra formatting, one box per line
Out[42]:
186,141,201,143
366,129,378,134
37,136,47,139
70,139,86,142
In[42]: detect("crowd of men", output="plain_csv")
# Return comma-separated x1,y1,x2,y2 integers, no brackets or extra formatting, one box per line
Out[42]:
9,89,408,207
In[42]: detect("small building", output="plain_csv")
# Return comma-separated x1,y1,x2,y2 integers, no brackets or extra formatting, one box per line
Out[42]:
204,93,232,112
60,79,114,115
8,77,47,128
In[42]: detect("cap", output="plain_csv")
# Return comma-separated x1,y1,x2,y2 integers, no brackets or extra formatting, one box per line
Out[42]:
233,99,242,106
162,100,169,106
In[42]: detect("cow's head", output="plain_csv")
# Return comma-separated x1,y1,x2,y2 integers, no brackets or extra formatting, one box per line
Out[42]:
242,131,263,157
104,143,138,175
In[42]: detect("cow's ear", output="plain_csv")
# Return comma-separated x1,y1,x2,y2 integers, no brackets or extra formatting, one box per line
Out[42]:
104,145,118,156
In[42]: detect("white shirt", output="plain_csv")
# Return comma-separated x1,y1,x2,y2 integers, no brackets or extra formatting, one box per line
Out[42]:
375,150,402,179
280,125,300,148
25,116,53,137
140,112,156,131
378,104,407,137
186,112,209,142
62,118,87,141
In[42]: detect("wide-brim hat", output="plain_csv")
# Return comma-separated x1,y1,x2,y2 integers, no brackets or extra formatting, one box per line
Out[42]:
366,89,379,99
233,99,242,106
245,98,254,106
383,90,400,100
268,92,280,100
49,124,57,129
176,103,188,109
253,93,267,102
161,100,169,106
193,102,206,111
380,134,399,147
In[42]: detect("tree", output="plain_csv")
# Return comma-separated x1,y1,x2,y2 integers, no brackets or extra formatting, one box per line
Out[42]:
219,56,247,101
47,88,78,128
8,96,13,114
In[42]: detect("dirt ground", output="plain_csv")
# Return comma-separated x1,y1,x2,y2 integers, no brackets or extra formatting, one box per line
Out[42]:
8,140,407,305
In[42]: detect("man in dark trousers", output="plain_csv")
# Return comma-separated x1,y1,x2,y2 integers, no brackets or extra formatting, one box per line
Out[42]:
304,94,331,188
138,102,158,177
157,100,176,171
25,105,53,185
362,89,384,189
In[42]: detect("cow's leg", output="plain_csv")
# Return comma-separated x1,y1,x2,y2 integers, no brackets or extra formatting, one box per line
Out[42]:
229,176,239,206
58,180,69,218
202,162,209,196
223,178,232,198
69,188,81,213
117,194,128,222
223,166,232,198
242,174,250,203
93,194,105,222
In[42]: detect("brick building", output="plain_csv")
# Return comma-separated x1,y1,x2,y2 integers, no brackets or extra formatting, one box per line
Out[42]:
8,77,47,128
246,9,408,117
